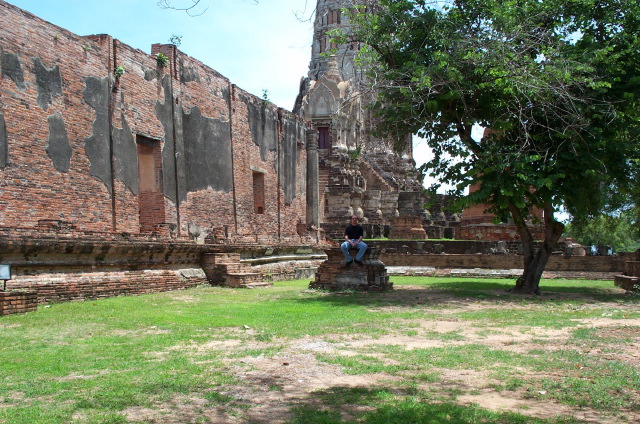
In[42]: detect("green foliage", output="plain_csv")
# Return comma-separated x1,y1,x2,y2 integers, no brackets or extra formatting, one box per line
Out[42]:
113,65,125,78
261,88,272,104
156,52,169,67
350,0,639,216
348,0,640,290
168,33,182,47
564,210,640,252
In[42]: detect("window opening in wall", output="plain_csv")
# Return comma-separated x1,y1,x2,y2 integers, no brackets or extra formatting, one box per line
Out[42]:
328,9,341,24
444,227,454,239
137,135,165,232
253,171,265,214
318,127,330,149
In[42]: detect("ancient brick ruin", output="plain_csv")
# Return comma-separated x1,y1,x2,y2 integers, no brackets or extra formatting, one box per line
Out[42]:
615,250,640,292
0,0,329,313
293,0,521,243
294,0,463,241
0,1,630,313
310,247,392,292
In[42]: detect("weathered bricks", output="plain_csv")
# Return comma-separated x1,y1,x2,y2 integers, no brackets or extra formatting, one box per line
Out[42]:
0,291,38,316
310,247,392,292
614,250,640,291
0,1,318,310
201,252,270,288
0,1,309,243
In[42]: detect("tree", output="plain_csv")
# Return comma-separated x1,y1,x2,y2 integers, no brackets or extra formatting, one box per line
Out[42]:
346,0,640,293
565,210,640,253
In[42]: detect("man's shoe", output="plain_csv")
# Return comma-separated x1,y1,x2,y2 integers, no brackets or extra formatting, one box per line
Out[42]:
354,259,364,266
345,260,353,266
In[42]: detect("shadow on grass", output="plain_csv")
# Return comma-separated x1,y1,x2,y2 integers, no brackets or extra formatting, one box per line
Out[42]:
296,278,636,308
422,279,628,300
254,386,583,424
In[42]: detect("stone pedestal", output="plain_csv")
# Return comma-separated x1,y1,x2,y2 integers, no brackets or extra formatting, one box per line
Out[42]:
309,247,392,292
614,249,640,291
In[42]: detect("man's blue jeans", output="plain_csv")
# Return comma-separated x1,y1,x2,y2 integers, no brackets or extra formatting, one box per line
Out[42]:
341,239,368,262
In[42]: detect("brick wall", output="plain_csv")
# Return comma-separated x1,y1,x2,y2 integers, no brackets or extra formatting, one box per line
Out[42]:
0,222,328,309
456,224,546,242
10,269,204,304
1,7,116,232
0,1,309,245
380,252,630,273
0,291,37,316
0,229,210,304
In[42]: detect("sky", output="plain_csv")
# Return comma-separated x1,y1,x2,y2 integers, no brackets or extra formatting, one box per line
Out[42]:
5,0,436,179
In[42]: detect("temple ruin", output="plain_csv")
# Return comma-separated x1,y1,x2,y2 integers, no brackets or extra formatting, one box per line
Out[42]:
0,0,327,309
294,0,461,241
1,0,631,314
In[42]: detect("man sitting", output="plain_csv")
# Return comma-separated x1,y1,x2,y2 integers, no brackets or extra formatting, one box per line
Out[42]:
341,215,367,266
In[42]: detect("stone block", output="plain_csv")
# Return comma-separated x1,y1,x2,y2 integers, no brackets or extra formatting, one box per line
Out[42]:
309,247,392,292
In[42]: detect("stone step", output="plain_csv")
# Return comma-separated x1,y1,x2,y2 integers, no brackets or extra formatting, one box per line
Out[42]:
225,272,266,288
201,253,270,288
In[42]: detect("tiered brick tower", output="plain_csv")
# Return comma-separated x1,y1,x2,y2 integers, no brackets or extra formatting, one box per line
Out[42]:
294,0,431,240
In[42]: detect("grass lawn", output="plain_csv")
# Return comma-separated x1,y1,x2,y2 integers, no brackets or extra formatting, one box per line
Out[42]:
1,277,638,423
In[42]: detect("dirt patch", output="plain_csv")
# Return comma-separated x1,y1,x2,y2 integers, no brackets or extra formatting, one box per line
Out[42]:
128,285,640,423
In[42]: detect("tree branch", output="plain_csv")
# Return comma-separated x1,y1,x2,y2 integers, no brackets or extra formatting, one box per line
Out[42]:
157,0,209,16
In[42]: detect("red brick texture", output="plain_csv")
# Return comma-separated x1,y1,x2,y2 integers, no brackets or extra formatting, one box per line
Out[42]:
201,252,270,288
10,269,204,304
0,291,37,316
0,229,210,304
310,247,392,292
0,1,309,243
380,252,628,273
614,250,640,291
0,1,318,309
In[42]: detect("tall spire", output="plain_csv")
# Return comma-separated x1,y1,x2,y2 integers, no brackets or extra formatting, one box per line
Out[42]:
308,0,360,83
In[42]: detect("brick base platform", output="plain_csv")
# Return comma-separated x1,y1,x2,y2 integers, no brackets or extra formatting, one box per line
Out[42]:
309,247,392,292
615,253,640,291
0,291,38,316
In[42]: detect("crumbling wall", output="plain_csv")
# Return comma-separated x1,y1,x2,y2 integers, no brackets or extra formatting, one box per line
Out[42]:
230,90,307,242
0,1,315,309
166,47,236,238
0,1,308,243
380,252,629,274
0,7,118,232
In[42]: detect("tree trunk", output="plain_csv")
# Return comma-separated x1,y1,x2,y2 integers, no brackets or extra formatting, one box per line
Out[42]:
509,202,565,294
